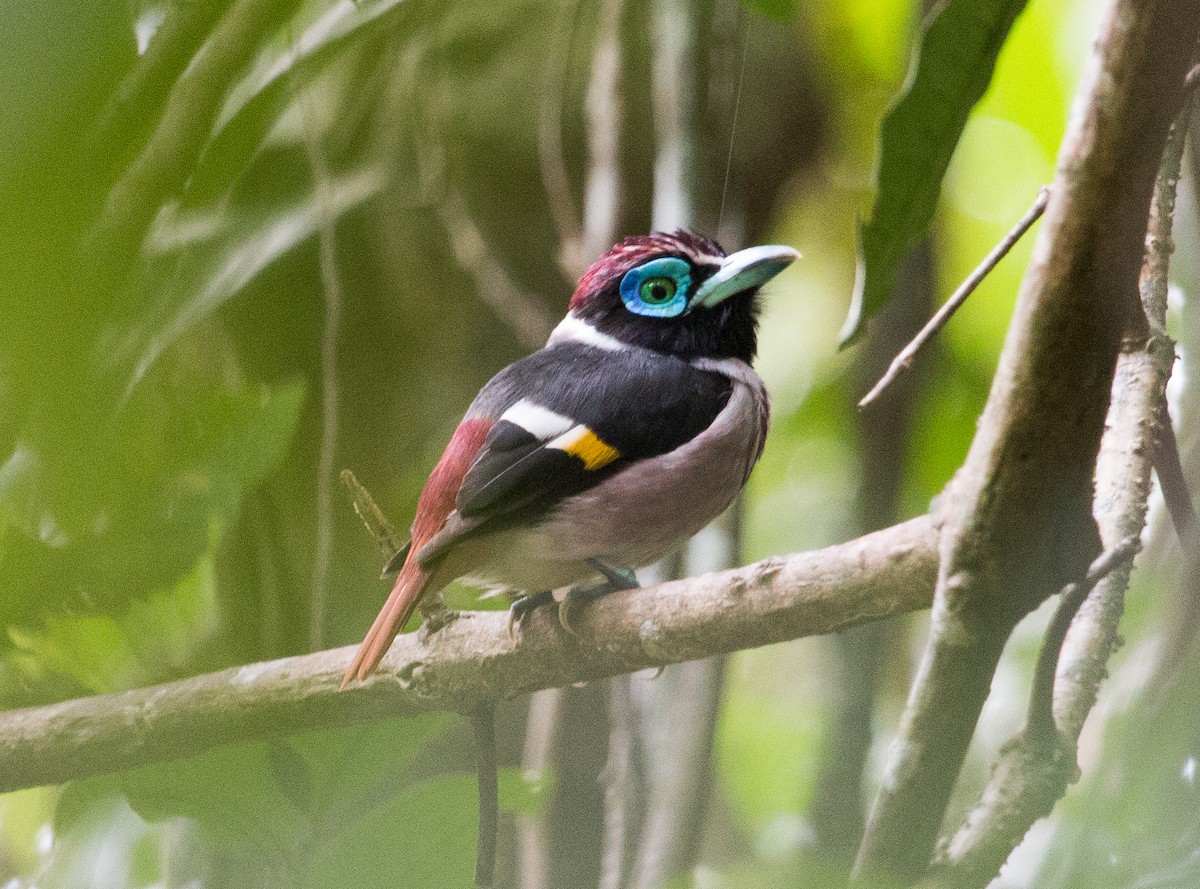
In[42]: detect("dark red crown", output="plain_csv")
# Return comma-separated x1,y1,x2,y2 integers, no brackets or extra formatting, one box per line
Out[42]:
569,231,726,311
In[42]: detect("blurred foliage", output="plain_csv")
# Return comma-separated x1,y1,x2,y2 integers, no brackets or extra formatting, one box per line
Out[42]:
0,0,1193,887
841,0,1029,344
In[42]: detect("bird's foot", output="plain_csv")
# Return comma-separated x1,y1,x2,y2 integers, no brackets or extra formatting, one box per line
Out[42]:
588,559,639,591
558,561,640,637
508,590,555,642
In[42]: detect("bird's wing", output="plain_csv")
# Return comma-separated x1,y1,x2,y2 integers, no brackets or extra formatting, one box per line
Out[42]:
416,343,733,564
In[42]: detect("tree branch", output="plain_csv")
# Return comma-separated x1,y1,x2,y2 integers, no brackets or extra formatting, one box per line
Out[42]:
924,63,1199,889
0,517,937,795
854,0,1200,882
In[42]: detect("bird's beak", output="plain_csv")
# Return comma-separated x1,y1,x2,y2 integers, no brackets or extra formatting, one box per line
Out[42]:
692,244,800,308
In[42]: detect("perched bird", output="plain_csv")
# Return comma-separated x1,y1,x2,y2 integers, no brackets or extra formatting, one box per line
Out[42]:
344,230,797,683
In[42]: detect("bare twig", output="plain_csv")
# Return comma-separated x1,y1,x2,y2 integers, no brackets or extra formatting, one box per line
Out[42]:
0,517,937,795
1151,399,1197,538
1140,97,1198,542
854,1,1200,882
1025,537,1141,740
340,469,406,561
858,188,1049,409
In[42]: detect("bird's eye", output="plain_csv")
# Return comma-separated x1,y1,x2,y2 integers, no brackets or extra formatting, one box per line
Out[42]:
619,258,691,318
639,277,676,305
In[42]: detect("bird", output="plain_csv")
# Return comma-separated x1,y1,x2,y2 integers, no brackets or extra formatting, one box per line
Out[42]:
343,230,798,685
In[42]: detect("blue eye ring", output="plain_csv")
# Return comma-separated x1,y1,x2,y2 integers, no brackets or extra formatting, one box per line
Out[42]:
619,258,691,318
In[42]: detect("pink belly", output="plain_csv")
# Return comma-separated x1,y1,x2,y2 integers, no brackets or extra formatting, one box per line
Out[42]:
460,369,768,593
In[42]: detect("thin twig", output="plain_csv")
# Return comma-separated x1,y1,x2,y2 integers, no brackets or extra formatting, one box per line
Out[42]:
1152,398,1198,539
1139,94,1198,543
340,469,406,560
649,0,694,232
1025,537,1141,739
858,187,1050,409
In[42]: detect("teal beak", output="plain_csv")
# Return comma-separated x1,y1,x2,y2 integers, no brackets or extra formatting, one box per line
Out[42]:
692,244,800,308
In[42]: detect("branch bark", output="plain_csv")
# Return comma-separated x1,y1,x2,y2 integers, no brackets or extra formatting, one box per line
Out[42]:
854,0,1200,882
924,69,1198,889
0,517,936,796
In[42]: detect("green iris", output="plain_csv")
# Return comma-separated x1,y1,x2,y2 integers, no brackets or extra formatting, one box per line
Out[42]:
639,276,677,305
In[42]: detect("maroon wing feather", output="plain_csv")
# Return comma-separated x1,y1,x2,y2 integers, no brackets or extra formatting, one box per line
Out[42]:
342,417,493,684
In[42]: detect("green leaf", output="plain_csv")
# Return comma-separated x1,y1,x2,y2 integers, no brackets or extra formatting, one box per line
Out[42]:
60,714,462,886
55,712,548,889
0,369,304,660
126,170,384,388
1,540,217,699
840,0,1030,345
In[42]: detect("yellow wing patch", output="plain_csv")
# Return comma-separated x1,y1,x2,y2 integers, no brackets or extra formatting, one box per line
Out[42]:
552,426,621,470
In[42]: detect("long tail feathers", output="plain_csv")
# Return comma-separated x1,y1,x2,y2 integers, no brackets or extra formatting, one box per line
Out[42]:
341,562,429,687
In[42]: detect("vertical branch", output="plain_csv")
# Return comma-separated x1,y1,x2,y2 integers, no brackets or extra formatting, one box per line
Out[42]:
599,676,648,889
649,0,695,232
293,48,343,653
538,0,586,279
521,5,628,886
612,4,733,886
928,90,1196,889
581,0,625,261
854,0,1200,882
517,688,560,889
627,515,735,889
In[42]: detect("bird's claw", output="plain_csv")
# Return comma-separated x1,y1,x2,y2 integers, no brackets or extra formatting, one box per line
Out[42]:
556,562,641,637
557,594,582,638
508,591,555,642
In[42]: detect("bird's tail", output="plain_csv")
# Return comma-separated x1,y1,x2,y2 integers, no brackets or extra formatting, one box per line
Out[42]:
341,559,430,687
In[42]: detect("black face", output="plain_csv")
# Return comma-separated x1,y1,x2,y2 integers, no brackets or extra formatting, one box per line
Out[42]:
568,231,762,364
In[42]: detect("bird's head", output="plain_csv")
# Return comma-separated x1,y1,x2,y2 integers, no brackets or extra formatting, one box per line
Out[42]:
563,230,799,363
